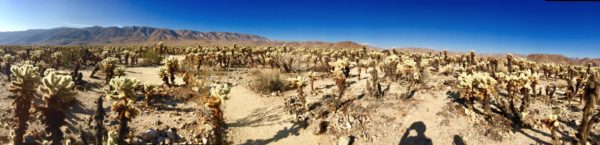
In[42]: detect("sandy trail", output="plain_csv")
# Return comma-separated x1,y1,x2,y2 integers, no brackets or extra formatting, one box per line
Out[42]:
224,86,327,145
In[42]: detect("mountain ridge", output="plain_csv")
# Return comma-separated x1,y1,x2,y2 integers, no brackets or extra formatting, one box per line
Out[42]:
0,26,270,45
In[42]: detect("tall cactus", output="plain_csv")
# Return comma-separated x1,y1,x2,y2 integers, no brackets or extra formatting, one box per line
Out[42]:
9,64,40,145
106,77,140,145
100,57,119,84
162,56,179,85
37,71,77,145
205,84,230,145
158,66,171,87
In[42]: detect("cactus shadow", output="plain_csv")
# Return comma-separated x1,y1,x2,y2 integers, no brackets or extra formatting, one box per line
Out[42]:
228,107,284,128
240,121,303,145
515,129,552,145
452,135,466,145
398,121,432,145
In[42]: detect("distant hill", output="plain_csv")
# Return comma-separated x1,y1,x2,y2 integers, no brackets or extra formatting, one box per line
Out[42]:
0,26,269,45
526,54,600,66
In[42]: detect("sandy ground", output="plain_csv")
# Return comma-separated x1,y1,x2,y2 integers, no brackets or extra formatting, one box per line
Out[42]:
0,60,598,145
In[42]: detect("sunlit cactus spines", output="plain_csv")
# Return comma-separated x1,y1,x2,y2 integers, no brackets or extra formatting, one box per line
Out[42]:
106,76,140,145
158,66,171,86
39,72,77,104
457,72,496,114
113,65,127,77
162,56,179,85
36,71,77,145
538,113,561,145
288,76,307,97
333,58,349,97
3,54,14,63
9,63,41,145
209,84,231,104
99,57,120,83
107,76,140,101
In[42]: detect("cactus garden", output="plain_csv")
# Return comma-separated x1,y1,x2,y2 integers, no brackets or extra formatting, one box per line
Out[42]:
0,44,596,145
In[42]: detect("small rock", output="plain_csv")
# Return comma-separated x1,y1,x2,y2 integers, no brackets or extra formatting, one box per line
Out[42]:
141,129,159,141
338,136,353,145
155,120,162,125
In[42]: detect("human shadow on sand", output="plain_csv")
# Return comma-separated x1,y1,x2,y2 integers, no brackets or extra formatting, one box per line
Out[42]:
399,121,432,145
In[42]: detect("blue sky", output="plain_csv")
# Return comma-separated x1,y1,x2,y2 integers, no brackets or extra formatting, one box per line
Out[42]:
0,0,599,58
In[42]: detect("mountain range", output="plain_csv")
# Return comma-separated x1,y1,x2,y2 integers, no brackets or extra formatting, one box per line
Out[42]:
0,26,269,45
0,26,597,65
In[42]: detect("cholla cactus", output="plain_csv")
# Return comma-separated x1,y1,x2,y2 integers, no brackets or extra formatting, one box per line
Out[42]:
366,69,384,98
51,52,62,68
101,57,119,84
37,71,77,145
457,72,497,114
397,58,419,83
288,76,307,97
9,64,40,145
158,66,171,87
106,77,140,145
307,71,318,92
333,59,349,97
143,83,157,106
3,54,14,63
381,55,400,80
205,84,230,144
206,84,231,108
578,73,599,145
113,65,127,77
541,114,561,145
31,50,45,63
162,56,179,85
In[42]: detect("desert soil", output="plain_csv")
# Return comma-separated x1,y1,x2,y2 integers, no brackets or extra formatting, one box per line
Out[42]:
0,56,598,145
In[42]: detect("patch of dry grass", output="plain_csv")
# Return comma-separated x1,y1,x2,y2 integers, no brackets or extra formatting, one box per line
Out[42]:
249,69,289,93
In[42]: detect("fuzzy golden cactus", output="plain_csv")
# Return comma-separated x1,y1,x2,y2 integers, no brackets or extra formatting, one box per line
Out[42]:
37,71,77,145
106,77,140,145
101,57,119,84
9,64,40,145
288,76,307,97
457,72,497,114
143,83,157,106
541,114,561,145
162,56,179,85
206,84,231,108
113,65,127,77
333,59,349,97
158,66,171,87
396,58,419,83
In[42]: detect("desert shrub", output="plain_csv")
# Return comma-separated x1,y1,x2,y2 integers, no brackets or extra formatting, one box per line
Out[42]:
250,69,289,93
140,50,162,66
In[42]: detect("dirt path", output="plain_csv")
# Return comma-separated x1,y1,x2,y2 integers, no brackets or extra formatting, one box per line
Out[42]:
224,86,328,145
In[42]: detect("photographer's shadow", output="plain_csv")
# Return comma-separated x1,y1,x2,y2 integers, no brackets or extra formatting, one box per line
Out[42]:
399,121,433,145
